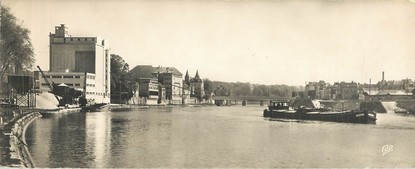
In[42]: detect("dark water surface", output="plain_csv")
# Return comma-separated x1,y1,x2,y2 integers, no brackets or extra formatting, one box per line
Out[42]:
25,106,415,168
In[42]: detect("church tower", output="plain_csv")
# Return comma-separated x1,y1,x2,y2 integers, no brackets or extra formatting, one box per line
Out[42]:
185,70,190,86
194,70,200,81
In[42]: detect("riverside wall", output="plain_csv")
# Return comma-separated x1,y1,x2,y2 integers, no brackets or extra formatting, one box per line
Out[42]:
1,112,41,168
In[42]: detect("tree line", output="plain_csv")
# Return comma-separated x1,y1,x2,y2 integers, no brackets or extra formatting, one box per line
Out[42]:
203,79,303,99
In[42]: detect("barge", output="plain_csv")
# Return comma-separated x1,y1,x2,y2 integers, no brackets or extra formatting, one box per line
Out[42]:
263,100,376,124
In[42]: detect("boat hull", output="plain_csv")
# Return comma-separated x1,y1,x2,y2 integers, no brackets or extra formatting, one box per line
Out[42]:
264,109,376,124
81,103,110,112
39,107,82,117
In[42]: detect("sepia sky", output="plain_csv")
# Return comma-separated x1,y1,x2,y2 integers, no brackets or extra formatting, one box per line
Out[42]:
3,0,415,86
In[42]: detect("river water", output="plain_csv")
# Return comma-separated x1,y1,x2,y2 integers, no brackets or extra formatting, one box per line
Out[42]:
25,106,415,168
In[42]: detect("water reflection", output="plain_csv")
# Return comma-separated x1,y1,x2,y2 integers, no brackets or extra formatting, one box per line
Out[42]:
25,118,50,167
25,107,415,168
85,112,112,168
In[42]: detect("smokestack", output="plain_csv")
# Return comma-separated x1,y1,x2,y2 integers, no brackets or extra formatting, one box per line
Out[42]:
382,71,385,81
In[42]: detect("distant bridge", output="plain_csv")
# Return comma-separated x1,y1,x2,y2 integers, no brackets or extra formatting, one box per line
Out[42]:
211,96,292,101
211,96,293,106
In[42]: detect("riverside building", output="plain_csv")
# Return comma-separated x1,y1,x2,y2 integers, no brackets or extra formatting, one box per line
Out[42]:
184,70,204,103
130,65,183,105
36,24,111,104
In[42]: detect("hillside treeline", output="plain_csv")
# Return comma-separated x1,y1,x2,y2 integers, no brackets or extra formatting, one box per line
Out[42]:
203,79,303,99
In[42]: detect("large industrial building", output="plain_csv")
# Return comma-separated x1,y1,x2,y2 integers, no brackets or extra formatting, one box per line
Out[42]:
35,24,111,104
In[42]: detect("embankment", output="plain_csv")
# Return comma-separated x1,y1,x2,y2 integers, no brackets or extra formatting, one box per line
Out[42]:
396,100,415,114
0,112,41,168
291,98,316,108
319,100,360,111
359,101,387,113
319,100,415,114
294,99,387,113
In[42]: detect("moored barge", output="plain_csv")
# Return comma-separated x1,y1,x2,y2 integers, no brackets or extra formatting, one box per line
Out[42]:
263,100,376,124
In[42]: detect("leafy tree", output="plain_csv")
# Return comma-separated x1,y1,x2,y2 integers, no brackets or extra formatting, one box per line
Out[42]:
0,5,34,81
231,82,251,96
214,86,230,96
208,80,301,98
307,90,316,99
292,91,298,97
202,93,211,100
110,54,133,103
252,84,268,96
194,86,203,101
202,78,214,100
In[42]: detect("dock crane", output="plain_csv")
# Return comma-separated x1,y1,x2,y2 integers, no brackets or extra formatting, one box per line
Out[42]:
36,66,60,102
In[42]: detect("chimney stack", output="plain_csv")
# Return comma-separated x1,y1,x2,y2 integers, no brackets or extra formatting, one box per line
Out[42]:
382,71,385,81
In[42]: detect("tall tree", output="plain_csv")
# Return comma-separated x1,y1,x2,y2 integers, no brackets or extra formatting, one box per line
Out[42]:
0,5,34,81
110,54,133,103
110,54,129,87
203,78,213,99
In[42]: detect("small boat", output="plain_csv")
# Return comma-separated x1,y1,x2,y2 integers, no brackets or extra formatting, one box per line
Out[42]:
263,100,376,124
110,105,132,112
37,108,81,118
214,100,231,106
81,103,110,112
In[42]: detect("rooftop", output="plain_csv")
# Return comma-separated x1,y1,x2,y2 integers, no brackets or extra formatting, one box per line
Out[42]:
130,65,183,79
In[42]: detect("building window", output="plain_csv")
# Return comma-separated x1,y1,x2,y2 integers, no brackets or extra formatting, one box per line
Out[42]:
92,38,95,41
63,76,73,78
78,38,80,41
85,38,87,41
52,76,61,78
75,76,80,79
75,84,80,87
71,38,73,41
